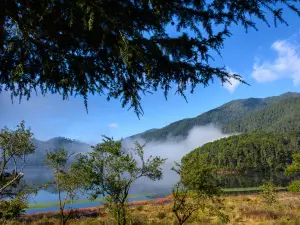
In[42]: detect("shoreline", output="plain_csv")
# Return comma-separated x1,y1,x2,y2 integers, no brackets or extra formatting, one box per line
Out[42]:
24,186,287,216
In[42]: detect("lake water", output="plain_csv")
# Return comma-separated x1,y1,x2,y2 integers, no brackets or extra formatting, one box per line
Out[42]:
20,166,299,214
25,190,156,214
22,166,171,214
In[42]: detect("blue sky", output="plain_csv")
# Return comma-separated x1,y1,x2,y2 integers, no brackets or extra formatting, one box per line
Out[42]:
1,10,300,143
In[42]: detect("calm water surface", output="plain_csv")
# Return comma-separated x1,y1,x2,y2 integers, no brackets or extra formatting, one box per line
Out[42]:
22,166,298,213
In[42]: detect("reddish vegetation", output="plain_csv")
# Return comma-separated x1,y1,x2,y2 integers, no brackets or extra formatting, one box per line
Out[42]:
23,196,173,220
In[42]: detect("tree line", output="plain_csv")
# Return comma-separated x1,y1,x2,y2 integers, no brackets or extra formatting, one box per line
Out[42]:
183,131,300,172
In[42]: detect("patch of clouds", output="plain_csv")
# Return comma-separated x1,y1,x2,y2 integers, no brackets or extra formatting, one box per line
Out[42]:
122,125,236,194
22,124,237,196
108,123,119,128
223,69,241,93
251,39,300,85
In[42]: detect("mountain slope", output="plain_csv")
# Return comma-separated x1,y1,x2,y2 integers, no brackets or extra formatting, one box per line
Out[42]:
25,137,91,166
182,131,300,172
129,92,300,142
223,97,300,133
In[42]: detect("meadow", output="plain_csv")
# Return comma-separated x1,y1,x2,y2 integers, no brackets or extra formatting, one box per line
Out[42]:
7,191,300,225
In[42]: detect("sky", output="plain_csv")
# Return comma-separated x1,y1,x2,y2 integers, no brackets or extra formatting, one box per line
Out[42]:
2,9,300,144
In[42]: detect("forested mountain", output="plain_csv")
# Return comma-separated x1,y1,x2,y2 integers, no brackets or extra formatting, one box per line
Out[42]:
19,92,300,166
223,97,300,133
25,137,91,166
182,131,300,172
129,92,300,142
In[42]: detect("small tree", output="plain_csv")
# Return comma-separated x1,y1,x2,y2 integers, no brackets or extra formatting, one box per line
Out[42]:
172,154,229,225
285,154,300,192
172,181,205,225
46,149,86,225
260,180,277,205
0,195,28,222
76,136,166,225
0,121,35,197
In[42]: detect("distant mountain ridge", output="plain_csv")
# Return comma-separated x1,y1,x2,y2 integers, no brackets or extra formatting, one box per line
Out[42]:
26,137,91,166
26,92,300,165
128,92,300,142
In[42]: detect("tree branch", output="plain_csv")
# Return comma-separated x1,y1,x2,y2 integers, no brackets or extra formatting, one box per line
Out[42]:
0,171,23,194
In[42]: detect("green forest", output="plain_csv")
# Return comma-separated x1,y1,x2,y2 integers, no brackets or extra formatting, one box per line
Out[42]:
183,131,300,172
130,92,300,142
223,97,300,133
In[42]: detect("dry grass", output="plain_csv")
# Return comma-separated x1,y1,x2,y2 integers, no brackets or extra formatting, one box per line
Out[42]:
4,192,300,225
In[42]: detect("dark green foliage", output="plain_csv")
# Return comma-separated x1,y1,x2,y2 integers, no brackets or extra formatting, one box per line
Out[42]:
180,153,221,195
0,197,28,221
223,97,300,133
285,154,300,193
130,92,300,142
183,131,300,172
2,1,300,116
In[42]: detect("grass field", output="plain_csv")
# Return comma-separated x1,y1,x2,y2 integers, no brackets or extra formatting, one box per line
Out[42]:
222,186,287,193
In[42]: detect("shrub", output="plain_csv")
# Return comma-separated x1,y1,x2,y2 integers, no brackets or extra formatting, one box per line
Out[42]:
136,205,144,211
260,181,277,205
287,180,300,192
129,215,146,225
157,212,167,219
0,199,28,220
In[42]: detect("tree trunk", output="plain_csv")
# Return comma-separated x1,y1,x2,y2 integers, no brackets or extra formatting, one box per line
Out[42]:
121,205,126,225
62,218,67,225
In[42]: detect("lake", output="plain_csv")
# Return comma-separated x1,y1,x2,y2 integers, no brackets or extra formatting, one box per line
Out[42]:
23,166,172,214
20,166,298,213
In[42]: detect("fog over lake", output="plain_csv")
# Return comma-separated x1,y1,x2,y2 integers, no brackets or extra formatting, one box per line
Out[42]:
21,125,298,213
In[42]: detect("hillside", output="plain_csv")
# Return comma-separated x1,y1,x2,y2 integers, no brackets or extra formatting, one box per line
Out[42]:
25,137,91,166
21,92,300,165
223,97,300,133
129,92,300,142
182,131,300,172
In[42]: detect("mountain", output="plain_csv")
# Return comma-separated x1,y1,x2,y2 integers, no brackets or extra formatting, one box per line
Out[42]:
129,92,300,142
23,92,300,165
223,96,300,133
25,137,91,166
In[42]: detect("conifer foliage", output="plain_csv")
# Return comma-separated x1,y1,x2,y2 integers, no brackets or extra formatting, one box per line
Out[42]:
1,1,300,115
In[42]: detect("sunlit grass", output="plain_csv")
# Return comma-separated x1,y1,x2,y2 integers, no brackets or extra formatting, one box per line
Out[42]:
223,186,286,193
27,187,288,210
8,192,300,224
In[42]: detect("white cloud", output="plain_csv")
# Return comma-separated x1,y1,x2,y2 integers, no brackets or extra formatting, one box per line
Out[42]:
223,69,241,93
122,125,237,193
108,123,119,128
251,39,300,85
